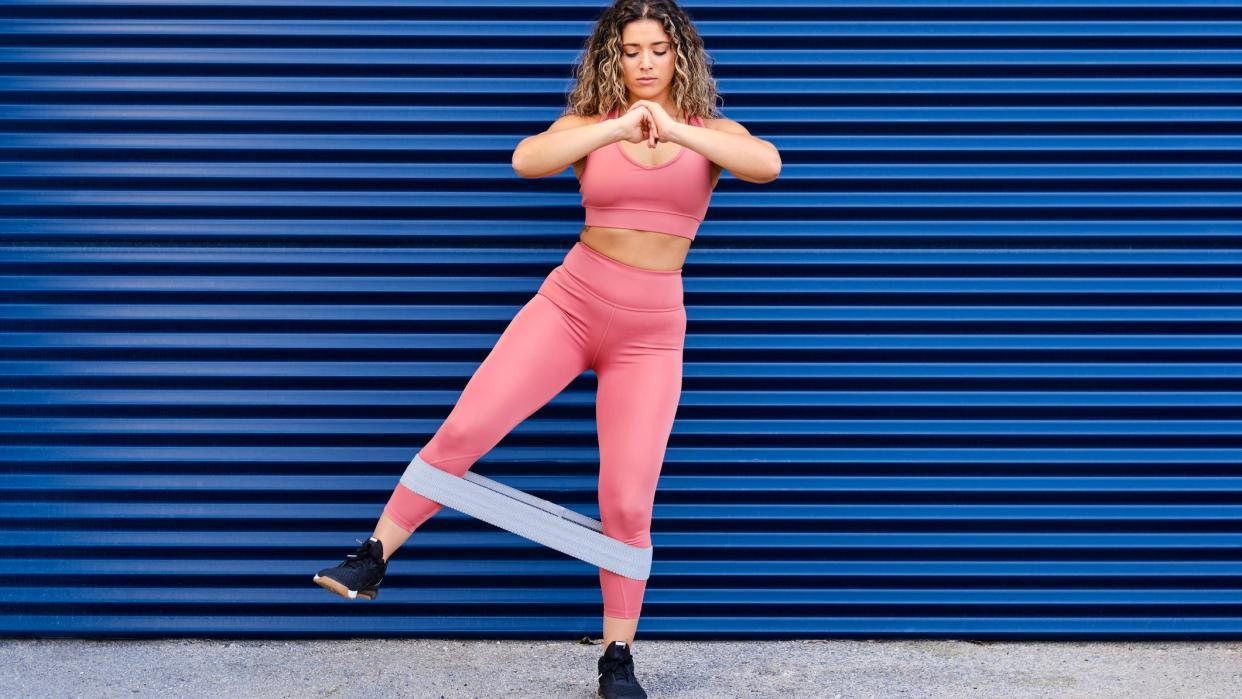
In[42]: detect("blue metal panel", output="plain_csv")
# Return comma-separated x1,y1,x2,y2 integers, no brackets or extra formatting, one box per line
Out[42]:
2,0,1241,639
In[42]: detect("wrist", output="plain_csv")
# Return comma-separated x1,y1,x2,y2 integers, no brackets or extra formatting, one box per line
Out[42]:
666,121,690,145
605,119,625,144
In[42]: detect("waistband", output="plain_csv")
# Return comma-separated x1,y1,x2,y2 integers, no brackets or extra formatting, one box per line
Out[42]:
561,240,683,311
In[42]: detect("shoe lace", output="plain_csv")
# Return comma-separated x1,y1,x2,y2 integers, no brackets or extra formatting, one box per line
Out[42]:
600,653,637,685
341,537,374,570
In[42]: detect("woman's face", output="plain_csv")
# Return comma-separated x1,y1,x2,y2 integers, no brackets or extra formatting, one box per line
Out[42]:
620,19,675,103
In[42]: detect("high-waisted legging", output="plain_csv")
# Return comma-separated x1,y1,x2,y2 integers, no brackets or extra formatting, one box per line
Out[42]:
381,240,686,619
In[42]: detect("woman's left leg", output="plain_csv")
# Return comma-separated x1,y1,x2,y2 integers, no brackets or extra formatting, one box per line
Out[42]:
593,303,687,642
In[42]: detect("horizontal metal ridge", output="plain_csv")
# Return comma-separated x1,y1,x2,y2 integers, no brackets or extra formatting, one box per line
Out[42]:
8,502,1242,521
11,473,1242,493
6,529,1242,548
2,615,1236,638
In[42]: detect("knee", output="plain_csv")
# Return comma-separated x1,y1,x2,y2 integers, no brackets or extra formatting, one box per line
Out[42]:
430,416,472,454
600,500,654,546
422,416,485,470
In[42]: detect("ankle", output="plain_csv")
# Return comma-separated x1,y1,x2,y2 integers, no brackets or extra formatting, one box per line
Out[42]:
603,638,633,650
365,536,391,563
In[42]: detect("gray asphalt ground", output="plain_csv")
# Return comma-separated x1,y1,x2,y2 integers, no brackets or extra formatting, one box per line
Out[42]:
3,637,1241,698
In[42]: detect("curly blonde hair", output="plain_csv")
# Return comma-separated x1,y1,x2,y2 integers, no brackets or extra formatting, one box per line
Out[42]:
562,0,723,123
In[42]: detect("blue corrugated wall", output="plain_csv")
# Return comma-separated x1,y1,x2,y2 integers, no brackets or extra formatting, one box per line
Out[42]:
2,0,1241,639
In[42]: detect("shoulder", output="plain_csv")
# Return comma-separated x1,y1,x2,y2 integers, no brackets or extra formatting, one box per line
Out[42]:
700,115,751,136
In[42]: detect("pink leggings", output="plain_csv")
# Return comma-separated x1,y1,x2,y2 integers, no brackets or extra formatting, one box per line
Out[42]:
382,240,686,619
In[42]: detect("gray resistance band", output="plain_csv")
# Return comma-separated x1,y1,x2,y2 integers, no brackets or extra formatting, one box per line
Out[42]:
398,453,652,581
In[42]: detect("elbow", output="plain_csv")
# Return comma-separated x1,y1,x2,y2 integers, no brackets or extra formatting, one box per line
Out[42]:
511,150,529,179
765,150,782,183
750,162,780,185
755,152,780,184
511,139,535,178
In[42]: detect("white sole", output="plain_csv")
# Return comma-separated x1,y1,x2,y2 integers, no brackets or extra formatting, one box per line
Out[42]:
312,573,375,600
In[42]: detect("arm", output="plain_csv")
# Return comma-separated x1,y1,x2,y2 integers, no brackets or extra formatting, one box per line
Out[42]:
668,117,781,184
512,114,625,179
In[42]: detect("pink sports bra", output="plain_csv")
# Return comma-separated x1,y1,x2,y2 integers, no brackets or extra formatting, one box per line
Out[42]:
579,106,714,241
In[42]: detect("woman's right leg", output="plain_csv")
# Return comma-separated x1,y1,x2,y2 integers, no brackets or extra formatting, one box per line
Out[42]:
377,280,600,556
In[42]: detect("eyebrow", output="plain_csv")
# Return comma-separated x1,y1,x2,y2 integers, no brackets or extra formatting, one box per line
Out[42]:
622,41,670,47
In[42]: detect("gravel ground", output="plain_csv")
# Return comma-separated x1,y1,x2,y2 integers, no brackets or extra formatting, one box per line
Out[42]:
3,637,1241,698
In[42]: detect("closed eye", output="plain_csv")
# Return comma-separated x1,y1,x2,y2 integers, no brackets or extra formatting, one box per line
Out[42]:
626,52,668,58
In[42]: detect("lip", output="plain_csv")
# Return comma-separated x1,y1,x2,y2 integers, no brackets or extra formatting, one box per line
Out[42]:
637,77,657,83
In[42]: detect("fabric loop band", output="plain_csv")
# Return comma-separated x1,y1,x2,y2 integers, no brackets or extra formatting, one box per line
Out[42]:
398,453,652,581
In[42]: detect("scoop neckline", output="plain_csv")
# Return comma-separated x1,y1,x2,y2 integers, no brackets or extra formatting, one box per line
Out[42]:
614,140,687,170
608,107,695,170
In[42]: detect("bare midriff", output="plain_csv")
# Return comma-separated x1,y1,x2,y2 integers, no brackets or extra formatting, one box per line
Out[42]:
578,224,691,272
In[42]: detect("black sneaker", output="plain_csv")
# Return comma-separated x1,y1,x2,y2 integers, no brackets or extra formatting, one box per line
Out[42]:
597,640,648,699
312,536,387,600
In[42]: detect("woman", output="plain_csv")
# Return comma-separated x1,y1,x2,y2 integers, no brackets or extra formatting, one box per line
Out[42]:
313,1,780,696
